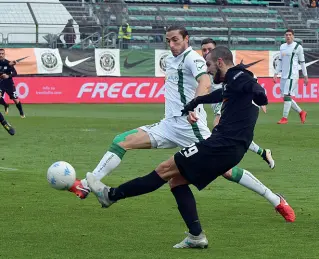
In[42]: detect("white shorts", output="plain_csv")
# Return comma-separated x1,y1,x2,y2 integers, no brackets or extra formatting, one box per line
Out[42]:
280,78,298,96
211,102,222,116
140,116,211,149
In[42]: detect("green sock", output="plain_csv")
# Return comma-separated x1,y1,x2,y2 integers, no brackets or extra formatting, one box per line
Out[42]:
227,166,243,183
257,148,263,156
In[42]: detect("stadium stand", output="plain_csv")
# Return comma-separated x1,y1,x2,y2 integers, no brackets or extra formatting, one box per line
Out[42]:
0,0,318,51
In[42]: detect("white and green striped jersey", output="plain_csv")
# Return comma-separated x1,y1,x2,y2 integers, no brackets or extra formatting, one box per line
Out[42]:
277,42,306,79
164,46,207,119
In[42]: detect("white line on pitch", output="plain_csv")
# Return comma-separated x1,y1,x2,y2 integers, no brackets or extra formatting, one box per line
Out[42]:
0,167,18,171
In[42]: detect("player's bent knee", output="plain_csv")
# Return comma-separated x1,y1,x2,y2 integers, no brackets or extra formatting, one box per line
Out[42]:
222,169,232,179
113,129,138,145
156,157,180,181
169,175,189,189
113,128,151,150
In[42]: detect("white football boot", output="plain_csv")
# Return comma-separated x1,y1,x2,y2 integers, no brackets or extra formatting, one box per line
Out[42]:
262,149,275,169
173,232,208,249
86,172,114,208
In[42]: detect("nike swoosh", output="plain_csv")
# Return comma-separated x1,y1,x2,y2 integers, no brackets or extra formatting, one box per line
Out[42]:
15,56,29,63
123,57,150,69
298,59,319,70
239,59,264,68
65,56,92,67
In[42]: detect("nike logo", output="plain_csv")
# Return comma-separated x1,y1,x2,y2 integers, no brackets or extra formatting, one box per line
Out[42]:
123,57,150,69
15,56,30,63
239,59,264,68
65,56,92,67
298,59,319,70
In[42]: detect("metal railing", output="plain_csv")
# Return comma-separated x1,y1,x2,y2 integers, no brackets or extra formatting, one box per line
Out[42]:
0,1,318,51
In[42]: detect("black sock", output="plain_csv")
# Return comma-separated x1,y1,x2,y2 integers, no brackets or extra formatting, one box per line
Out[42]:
109,170,167,202
16,101,24,115
171,185,202,236
0,112,5,124
0,98,7,107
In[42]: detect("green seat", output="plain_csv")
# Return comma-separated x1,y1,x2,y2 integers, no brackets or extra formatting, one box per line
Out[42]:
187,26,228,31
131,26,153,30
129,15,155,21
192,7,219,12
128,6,157,12
165,16,186,21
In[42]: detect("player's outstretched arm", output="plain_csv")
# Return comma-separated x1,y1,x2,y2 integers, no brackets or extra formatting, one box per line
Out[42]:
195,73,211,97
251,83,268,106
181,89,223,115
10,66,17,77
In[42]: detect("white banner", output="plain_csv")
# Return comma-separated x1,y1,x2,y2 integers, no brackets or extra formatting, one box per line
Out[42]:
269,51,280,77
95,49,120,76
34,48,63,74
155,49,171,77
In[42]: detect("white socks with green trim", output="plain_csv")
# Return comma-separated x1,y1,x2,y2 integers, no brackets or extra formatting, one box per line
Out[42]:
239,170,280,207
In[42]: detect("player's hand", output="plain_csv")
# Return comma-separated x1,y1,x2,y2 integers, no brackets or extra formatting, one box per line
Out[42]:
181,98,198,116
260,105,267,113
0,74,9,79
187,111,198,124
304,76,308,86
273,74,278,83
9,61,16,66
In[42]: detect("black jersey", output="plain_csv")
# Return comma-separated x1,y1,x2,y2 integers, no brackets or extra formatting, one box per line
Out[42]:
0,59,17,86
195,65,268,149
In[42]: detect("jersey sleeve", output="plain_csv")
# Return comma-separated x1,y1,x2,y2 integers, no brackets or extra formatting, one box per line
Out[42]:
297,45,307,76
275,47,283,74
186,53,207,80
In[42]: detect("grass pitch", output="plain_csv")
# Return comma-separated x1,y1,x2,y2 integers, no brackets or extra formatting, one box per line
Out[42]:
0,103,318,259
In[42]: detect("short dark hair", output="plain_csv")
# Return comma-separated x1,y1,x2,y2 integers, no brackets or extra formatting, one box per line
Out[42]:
0,48,4,52
166,25,189,39
207,46,233,65
285,28,294,35
201,38,216,47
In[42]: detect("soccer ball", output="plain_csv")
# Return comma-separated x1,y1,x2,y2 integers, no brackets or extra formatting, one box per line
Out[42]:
47,161,76,190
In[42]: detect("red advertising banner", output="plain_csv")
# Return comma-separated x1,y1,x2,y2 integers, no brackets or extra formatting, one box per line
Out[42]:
3,77,319,104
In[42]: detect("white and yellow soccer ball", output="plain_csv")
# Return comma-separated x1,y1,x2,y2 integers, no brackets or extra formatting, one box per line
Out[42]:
47,161,76,190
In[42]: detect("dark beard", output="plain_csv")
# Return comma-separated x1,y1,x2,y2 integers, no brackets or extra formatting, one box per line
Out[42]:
212,68,224,84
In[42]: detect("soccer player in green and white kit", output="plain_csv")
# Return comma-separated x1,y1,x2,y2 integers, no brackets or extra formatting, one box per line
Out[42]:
274,28,308,124
201,38,275,169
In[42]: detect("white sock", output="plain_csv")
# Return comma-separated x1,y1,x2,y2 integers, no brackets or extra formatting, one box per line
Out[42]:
283,101,292,118
238,170,280,207
291,99,302,113
248,141,263,155
92,151,122,180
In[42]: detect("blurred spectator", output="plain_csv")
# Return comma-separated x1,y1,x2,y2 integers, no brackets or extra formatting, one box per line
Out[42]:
79,16,91,48
62,19,76,48
310,0,317,7
118,20,132,49
153,15,165,43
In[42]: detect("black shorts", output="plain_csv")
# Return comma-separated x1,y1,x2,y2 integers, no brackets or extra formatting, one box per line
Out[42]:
174,141,247,190
0,83,18,100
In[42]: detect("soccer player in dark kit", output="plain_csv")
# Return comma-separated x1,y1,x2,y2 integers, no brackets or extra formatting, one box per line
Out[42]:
0,49,25,118
86,46,295,248
0,112,15,135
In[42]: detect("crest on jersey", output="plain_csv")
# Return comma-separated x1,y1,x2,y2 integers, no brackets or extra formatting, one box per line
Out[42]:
194,59,205,71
